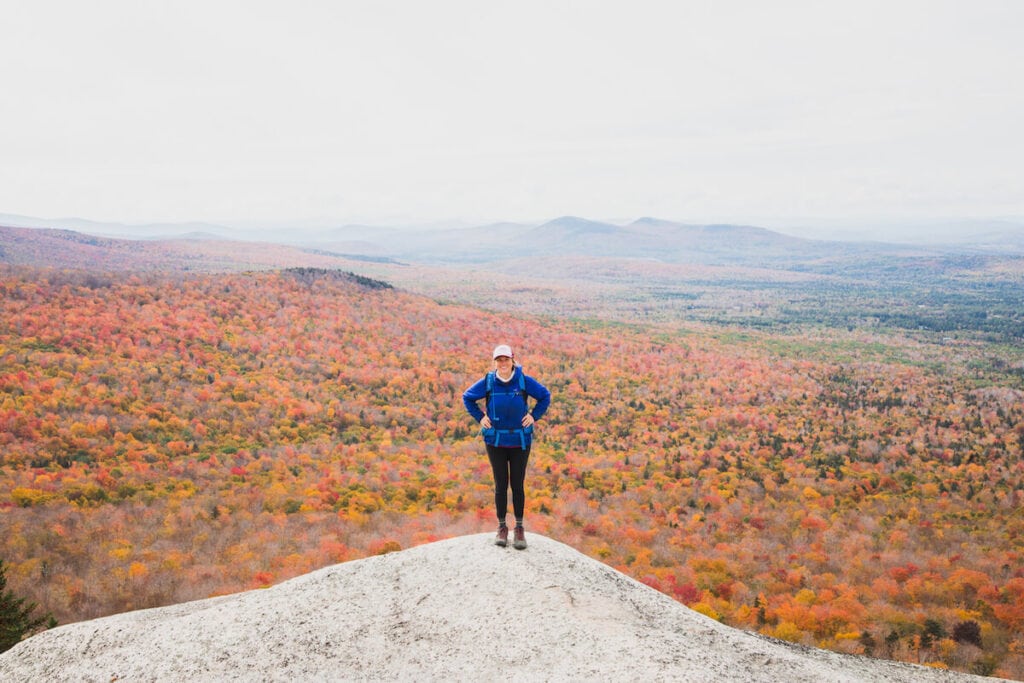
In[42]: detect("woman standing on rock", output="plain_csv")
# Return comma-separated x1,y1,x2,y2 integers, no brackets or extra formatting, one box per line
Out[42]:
463,344,551,549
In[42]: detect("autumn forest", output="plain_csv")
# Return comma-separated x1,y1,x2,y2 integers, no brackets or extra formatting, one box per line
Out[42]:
1,245,1023,677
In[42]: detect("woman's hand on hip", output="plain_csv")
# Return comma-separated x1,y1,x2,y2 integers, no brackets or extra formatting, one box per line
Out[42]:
480,416,492,429
521,414,535,428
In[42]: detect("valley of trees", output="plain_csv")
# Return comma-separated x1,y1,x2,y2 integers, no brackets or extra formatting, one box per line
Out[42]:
1,264,1022,677
352,250,1024,346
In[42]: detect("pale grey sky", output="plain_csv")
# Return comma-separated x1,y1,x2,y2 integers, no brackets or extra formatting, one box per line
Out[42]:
2,0,1022,231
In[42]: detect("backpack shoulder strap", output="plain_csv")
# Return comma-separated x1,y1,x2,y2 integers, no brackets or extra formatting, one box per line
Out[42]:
485,372,495,420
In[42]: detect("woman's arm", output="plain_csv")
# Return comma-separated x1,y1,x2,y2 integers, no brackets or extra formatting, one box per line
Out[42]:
525,376,551,421
462,377,488,422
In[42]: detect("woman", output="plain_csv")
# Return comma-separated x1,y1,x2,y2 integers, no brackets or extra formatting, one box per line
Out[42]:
463,344,551,549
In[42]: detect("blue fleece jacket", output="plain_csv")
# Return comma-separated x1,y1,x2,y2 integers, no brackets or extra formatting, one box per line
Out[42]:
462,365,551,448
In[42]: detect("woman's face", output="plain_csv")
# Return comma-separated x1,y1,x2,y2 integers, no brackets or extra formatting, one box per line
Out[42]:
494,355,514,373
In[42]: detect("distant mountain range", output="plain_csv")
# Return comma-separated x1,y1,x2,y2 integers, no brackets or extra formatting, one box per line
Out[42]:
519,216,823,264
250,215,1024,266
3,212,1023,272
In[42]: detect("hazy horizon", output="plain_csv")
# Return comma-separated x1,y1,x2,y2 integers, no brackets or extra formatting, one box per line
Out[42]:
2,1,1022,236
5,209,1024,249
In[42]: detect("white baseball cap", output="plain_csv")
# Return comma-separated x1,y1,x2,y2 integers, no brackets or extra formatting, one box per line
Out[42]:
492,344,514,359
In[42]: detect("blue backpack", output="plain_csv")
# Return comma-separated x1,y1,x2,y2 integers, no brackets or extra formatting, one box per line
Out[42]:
484,370,532,448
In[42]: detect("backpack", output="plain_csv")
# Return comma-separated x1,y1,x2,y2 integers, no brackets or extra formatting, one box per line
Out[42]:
484,370,532,448
485,370,527,415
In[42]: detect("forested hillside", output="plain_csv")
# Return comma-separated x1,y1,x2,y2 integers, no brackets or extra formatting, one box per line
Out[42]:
1,265,1022,677
0,225,363,272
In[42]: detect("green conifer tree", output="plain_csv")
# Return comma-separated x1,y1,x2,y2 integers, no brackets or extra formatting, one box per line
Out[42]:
1,559,56,653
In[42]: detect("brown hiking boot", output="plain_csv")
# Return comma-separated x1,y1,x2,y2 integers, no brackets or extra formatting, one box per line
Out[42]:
495,525,508,547
513,525,527,550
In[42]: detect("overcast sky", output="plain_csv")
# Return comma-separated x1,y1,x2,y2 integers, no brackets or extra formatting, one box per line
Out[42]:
2,1,1022,231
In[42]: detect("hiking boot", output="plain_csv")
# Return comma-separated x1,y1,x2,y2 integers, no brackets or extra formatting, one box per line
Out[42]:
513,526,527,550
495,525,508,547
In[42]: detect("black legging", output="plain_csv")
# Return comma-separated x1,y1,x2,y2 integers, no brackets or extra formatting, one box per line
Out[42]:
486,444,530,522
